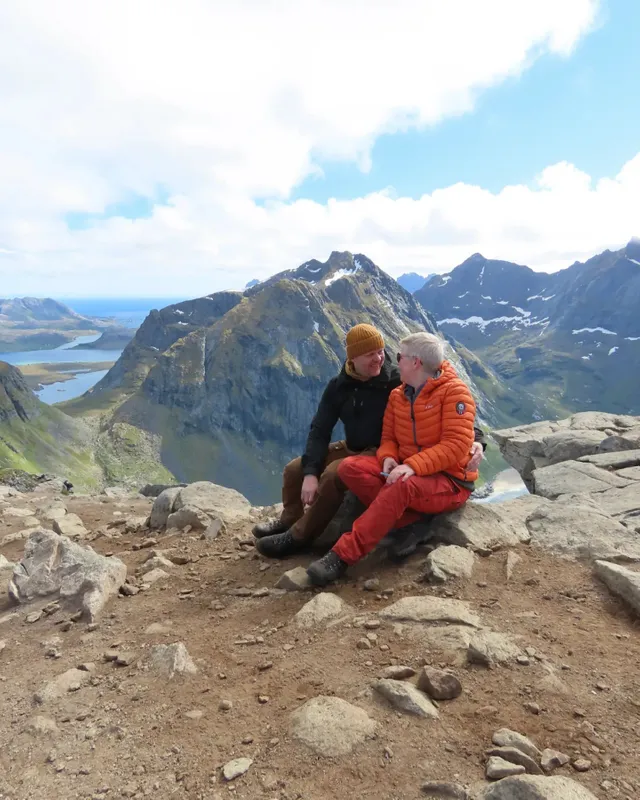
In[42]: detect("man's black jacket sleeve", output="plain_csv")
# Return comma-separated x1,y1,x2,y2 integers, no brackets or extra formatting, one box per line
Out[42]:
301,380,341,477
474,425,488,451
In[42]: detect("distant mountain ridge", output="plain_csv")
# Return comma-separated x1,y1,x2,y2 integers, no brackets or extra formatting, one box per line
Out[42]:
0,297,106,352
396,272,435,293
415,239,640,416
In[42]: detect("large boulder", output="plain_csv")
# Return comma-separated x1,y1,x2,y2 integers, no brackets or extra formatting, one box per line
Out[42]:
172,482,251,525
474,774,598,799
493,412,640,489
430,503,530,553
149,487,182,529
8,530,126,620
289,696,377,756
423,545,475,583
294,593,351,628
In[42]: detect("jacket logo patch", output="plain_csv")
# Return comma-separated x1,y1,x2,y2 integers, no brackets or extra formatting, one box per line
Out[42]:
425,403,434,409
456,401,466,416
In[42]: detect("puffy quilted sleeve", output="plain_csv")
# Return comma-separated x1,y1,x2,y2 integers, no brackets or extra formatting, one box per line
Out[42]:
377,391,400,465
405,382,476,476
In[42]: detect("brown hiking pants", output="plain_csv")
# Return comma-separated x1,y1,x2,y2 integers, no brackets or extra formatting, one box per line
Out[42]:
280,441,376,542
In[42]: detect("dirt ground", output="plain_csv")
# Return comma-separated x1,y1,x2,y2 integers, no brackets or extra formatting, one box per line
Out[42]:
1,490,639,800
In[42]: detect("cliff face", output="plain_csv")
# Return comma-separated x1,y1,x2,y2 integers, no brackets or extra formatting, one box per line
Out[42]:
66,252,507,502
0,362,101,488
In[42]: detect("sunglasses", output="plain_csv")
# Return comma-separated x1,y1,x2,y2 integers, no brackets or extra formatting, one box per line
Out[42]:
396,352,419,363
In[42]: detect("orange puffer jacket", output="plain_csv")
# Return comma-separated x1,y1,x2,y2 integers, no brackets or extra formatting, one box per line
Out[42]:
377,360,478,482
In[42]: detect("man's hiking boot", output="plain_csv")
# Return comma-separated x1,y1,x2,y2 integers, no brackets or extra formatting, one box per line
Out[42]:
307,550,348,586
255,530,306,558
387,520,433,562
252,518,289,539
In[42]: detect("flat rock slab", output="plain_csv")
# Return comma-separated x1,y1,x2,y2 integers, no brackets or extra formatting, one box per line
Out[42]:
468,630,522,665
294,593,351,628
525,496,640,562
578,448,640,469
379,596,480,628
8,529,126,621
595,483,640,517
373,679,439,718
289,696,377,756
532,460,632,500
476,774,598,799
34,668,90,703
424,545,475,583
485,746,543,775
616,466,640,481
595,560,640,615
430,503,529,553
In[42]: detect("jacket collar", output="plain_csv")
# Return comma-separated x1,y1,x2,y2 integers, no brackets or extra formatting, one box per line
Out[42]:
402,360,457,399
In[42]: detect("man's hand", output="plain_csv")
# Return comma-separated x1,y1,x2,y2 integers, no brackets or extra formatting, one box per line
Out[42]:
382,457,398,475
387,464,415,484
301,475,319,506
467,441,484,471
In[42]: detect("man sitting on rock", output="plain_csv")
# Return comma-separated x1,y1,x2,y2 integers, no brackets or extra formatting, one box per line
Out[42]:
306,332,479,586
254,324,484,561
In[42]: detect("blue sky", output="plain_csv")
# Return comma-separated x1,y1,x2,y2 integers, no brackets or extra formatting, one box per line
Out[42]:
292,0,640,204
0,0,638,296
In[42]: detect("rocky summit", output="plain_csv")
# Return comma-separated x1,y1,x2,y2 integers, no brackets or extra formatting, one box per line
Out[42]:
1,412,639,799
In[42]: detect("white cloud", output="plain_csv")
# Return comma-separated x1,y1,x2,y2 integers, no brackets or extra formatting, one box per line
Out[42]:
1,0,629,297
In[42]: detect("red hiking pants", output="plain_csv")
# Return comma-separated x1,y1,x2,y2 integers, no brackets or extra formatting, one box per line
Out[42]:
333,455,471,565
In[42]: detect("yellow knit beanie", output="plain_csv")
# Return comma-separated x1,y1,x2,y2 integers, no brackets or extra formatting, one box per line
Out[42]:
345,323,385,360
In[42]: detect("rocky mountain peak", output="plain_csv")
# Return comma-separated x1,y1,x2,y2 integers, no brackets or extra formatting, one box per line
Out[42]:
624,237,640,263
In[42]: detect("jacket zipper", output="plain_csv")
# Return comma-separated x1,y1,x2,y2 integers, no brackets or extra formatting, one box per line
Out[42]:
409,396,418,447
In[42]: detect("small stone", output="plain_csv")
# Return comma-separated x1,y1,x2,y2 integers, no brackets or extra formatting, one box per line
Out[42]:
417,666,462,700
148,642,197,678
120,584,140,597
258,661,273,671
373,679,438,718
219,700,233,711
364,620,380,630
185,710,204,720
275,566,311,591
115,652,136,667
516,655,531,666
523,702,541,715
485,746,544,775
258,695,269,704
541,748,570,773
363,578,381,592
486,756,526,780
103,650,119,662
77,662,95,672
143,568,170,584
491,729,541,760
357,638,372,650
222,757,252,781
572,758,592,772
26,611,43,624
252,587,270,598
381,666,416,680
241,735,254,744
420,782,469,799
59,621,73,632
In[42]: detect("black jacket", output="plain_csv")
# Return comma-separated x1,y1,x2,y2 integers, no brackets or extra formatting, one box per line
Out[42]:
301,353,401,477
301,353,489,478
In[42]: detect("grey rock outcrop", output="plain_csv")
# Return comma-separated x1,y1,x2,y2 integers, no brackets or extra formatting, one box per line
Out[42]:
150,481,251,529
8,530,126,620
594,560,640,614
474,774,598,799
